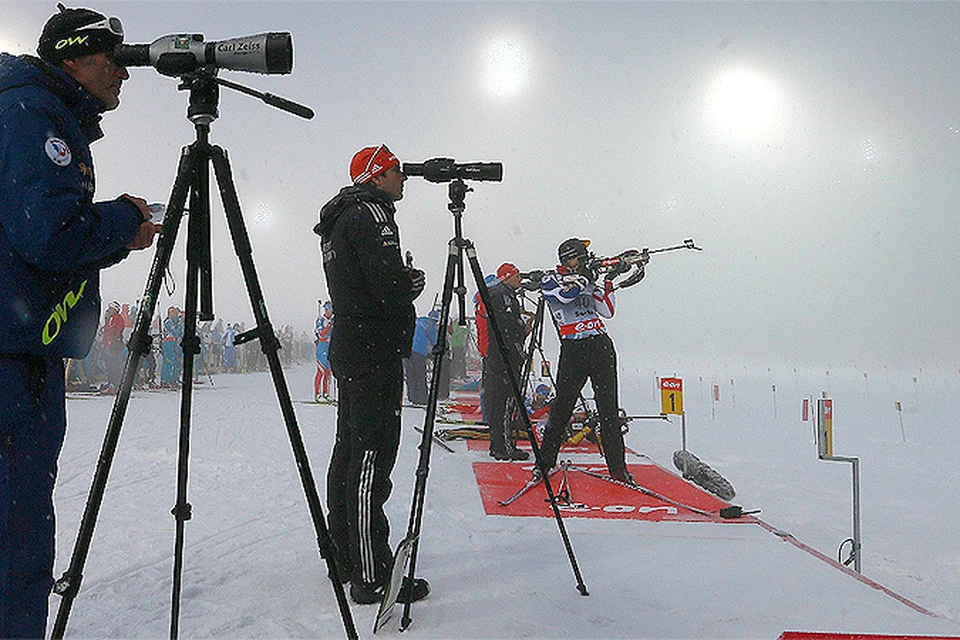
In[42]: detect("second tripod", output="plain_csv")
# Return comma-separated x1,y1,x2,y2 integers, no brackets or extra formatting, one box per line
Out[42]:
375,179,589,635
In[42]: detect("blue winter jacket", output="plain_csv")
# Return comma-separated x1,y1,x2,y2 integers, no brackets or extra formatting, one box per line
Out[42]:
411,314,439,357
0,54,140,357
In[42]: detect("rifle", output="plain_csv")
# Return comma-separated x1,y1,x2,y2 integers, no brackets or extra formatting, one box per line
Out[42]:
588,238,702,289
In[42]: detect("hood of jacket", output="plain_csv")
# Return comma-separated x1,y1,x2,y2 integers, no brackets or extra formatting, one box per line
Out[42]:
313,182,394,237
0,53,106,142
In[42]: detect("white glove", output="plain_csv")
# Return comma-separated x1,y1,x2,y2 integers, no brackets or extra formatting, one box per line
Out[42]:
561,273,590,290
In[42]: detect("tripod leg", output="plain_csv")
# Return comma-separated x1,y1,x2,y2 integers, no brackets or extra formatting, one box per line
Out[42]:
169,145,212,639
51,144,197,639
393,238,460,633
209,147,358,639
466,243,589,597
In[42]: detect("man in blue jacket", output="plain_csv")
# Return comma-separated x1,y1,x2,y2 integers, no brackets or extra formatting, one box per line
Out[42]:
0,6,159,636
403,310,439,405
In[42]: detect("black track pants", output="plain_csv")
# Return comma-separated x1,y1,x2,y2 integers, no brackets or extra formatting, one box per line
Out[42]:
540,334,626,476
327,360,403,588
483,357,521,455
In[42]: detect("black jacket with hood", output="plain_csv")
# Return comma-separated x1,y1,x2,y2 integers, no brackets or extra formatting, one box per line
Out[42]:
314,183,417,376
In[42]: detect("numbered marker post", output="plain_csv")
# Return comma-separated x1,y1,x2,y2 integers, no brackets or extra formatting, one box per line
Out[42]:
660,377,683,415
660,377,688,471
817,398,833,459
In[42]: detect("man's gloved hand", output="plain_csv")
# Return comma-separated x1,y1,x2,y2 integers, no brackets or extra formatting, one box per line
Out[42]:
410,268,426,299
614,259,633,276
616,265,646,289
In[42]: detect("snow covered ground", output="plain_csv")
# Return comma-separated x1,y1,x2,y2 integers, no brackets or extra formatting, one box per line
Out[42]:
51,360,960,638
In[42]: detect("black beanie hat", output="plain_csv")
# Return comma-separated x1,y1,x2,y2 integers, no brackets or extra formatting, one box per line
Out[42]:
37,3,123,64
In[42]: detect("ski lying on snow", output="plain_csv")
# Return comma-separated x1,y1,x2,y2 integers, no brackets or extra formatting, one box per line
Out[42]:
565,464,717,517
413,426,455,453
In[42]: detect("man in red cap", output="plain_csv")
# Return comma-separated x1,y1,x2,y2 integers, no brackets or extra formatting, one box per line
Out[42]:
482,262,532,460
314,145,429,605
0,6,160,635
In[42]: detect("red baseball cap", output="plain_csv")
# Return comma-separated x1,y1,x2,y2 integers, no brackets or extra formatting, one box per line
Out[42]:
350,144,399,184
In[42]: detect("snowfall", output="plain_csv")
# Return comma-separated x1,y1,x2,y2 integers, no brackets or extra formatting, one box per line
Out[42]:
50,359,960,639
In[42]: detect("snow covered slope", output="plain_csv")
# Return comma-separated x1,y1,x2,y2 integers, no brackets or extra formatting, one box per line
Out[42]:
52,363,960,637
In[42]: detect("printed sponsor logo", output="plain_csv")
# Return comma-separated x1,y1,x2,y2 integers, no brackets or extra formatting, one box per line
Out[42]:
42,280,88,345
574,318,603,333
216,40,262,54
55,35,89,50
45,137,72,166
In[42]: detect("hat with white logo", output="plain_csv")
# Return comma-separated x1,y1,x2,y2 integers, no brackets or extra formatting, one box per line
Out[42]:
349,144,399,185
38,3,124,64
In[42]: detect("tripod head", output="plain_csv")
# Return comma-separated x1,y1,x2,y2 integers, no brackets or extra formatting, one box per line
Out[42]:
447,178,472,217
415,166,501,326
177,66,314,126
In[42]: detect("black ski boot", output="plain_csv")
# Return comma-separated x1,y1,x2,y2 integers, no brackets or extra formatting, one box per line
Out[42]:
396,576,430,603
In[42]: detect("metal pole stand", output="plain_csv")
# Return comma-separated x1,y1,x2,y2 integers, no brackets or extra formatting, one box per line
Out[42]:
816,396,862,573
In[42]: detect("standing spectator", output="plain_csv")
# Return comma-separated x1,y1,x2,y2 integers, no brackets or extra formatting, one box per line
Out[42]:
448,320,469,381
315,300,334,401
222,322,238,372
482,263,531,461
403,310,439,406
100,300,125,394
0,6,159,634
537,238,638,482
161,305,183,387
314,144,429,605
120,301,133,341
209,319,224,373
473,272,497,422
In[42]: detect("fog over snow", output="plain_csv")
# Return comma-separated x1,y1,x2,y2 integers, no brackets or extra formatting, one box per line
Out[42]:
3,1,959,369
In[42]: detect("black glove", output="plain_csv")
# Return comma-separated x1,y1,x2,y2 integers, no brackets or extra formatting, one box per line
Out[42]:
410,268,426,299
617,265,645,288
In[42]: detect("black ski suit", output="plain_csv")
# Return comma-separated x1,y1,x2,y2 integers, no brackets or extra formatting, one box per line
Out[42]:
482,281,527,456
314,183,419,590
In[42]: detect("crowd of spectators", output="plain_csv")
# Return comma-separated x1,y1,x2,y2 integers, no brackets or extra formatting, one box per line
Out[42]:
65,300,315,393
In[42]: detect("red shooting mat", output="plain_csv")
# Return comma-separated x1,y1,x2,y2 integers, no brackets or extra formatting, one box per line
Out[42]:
466,439,636,457
474,461,742,523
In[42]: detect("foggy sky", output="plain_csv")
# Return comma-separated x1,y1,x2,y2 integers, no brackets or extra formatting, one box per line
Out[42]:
4,1,959,371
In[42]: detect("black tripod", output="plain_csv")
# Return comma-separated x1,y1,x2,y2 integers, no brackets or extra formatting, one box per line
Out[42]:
393,179,589,632
51,71,357,639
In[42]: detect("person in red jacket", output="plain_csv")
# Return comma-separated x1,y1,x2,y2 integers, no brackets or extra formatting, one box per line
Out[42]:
100,301,125,393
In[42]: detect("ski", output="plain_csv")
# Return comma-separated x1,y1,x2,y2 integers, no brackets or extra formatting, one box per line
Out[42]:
293,399,337,406
413,426,455,453
373,534,417,634
435,426,489,440
436,417,487,426
566,464,717,517
498,466,561,506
